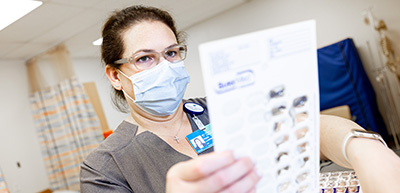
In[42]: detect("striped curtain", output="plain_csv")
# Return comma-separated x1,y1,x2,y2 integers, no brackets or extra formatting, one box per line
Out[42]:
30,76,103,191
0,167,9,193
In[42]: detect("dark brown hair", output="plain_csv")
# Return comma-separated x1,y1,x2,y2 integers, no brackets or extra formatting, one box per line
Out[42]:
101,5,185,112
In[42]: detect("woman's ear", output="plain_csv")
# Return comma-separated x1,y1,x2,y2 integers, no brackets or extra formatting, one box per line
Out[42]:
105,65,122,90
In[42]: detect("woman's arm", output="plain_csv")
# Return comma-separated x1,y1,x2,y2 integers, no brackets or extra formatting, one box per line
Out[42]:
81,160,132,193
320,115,400,193
319,114,361,167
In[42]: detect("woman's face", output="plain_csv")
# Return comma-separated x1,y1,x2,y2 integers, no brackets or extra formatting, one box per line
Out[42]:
195,139,203,147
120,20,178,75
118,20,178,99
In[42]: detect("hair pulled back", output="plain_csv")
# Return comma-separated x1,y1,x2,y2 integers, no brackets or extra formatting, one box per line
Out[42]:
101,5,185,112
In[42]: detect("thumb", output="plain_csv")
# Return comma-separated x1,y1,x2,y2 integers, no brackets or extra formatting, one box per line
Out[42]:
167,151,235,181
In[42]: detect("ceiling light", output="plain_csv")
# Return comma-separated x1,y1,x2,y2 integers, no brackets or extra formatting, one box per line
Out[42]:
92,38,103,46
0,0,43,31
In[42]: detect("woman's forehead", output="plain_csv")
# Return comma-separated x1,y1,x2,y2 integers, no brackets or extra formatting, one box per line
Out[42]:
122,21,177,55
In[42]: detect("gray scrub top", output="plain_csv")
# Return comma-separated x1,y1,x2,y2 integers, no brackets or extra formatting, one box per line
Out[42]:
80,98,212,193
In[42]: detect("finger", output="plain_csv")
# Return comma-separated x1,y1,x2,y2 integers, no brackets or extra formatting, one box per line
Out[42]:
195,157,258,192
167,151,236,181
219,169,261,193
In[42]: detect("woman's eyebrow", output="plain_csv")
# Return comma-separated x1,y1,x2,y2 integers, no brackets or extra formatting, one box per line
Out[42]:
164,43,179,50
131,43,178,55
132,49,154,55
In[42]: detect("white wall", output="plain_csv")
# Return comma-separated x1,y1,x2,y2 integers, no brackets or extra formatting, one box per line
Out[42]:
0,60,49,193
184,0,400,95
1,0,400,192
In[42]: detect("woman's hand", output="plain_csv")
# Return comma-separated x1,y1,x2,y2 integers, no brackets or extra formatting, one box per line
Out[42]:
166,151,261,193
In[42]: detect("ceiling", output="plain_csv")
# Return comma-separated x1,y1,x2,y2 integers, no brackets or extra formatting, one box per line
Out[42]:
0,0,248,60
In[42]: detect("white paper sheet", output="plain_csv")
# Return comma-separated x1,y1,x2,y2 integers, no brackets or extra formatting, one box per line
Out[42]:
199,20,320,193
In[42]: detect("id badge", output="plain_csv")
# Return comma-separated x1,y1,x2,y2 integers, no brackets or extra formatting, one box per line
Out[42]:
186,124,213,154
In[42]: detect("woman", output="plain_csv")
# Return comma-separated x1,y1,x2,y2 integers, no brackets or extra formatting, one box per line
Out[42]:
80,5,400,193
193,138,206,151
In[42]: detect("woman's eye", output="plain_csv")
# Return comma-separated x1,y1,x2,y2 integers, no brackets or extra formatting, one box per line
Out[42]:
165,51,177,58
136,55,152,63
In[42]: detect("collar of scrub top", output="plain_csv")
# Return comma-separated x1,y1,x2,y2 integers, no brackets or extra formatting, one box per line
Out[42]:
183,102,206,130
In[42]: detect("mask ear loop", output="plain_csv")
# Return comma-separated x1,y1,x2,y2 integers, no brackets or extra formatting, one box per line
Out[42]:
117,70,137,103
118,69,130,79
121,89,136,103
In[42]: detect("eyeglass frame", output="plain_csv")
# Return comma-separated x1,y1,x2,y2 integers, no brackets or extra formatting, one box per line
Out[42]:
113,44,187,70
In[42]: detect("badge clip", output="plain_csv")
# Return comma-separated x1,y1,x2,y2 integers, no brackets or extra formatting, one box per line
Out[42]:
184,102,206,130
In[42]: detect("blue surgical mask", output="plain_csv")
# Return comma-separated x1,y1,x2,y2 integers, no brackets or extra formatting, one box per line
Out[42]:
119,60,190,116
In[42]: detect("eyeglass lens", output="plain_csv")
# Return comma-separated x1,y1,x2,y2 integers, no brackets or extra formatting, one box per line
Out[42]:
132,45,186,70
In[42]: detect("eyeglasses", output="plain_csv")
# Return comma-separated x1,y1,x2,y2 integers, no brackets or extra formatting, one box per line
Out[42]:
114,44,187,70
